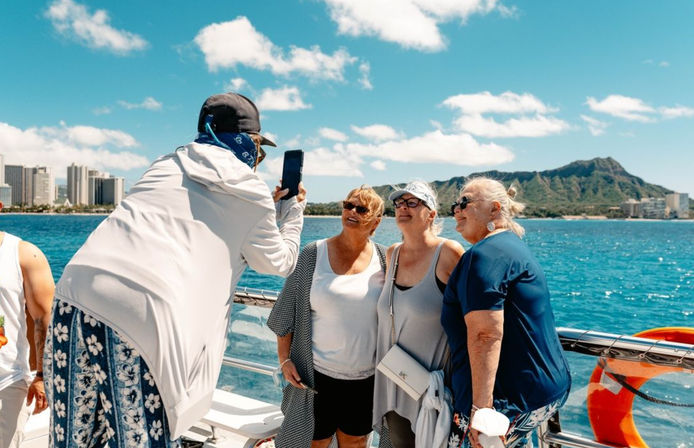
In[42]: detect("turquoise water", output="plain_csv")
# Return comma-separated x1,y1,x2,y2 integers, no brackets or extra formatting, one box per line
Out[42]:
2,215,692,446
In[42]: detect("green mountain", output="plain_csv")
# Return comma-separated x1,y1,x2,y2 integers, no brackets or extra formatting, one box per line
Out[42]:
307,158,684,218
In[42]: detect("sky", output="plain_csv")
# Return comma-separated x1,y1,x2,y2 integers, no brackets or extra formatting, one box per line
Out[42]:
1,0,693,202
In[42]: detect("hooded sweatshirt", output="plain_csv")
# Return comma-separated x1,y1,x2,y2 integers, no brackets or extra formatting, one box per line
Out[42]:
55,142,304,439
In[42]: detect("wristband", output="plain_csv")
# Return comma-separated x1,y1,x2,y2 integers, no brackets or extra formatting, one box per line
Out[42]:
35,371,44,379
279,359,291,368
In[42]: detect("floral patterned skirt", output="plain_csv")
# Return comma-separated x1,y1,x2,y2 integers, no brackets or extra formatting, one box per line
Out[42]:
44,299,179,448
446,392,568,448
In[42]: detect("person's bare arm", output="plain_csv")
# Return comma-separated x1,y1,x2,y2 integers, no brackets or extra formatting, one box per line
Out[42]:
277,333,302,388
19,241,54,414
436,239,464,284
465,309,504,447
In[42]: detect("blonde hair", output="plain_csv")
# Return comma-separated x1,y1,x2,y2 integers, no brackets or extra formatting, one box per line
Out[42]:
344,185,384,234
461,177,526,238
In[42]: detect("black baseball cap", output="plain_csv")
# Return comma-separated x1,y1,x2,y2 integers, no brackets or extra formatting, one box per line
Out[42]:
197,92,276,147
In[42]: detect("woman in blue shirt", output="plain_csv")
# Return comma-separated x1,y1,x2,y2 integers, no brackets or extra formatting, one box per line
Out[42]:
441,177,571,448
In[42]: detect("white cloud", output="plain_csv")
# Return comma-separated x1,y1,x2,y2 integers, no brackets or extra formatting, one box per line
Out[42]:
642,59,670,68
262,146,364,177
194,17,357,81
659,105,694,119
225,77,247,92
370,160,386,171
580,115,608,136
497,4,519,18
443,91,568,138
92,106,112,115
38,122,138,147
348,130,514,166
358,62,373,90
117,97,162,111
319,127,348,142
283,135,302,148
351,124,401,141
256,86,311,111
321,0,503,52
0,122,149,177
261,128,513,178
443,91,555,115
453,114,569,138
585,95,655,122
45,0,147,54
587,94,694,123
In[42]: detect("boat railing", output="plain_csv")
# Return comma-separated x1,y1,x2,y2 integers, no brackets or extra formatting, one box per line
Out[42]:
228,290,694,448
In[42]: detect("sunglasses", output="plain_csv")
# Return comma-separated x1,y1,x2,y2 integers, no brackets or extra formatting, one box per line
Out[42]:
450,196,474,214
393,198,425,209
343,202,369,214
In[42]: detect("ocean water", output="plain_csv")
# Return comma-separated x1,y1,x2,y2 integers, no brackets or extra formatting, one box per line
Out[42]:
2,215,692,446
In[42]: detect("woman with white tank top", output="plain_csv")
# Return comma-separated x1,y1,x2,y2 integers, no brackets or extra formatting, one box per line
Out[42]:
373,181,464,448
268,186,388,448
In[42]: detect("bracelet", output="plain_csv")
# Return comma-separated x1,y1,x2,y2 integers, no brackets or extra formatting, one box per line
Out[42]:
34,371,44,379
279,359,291,368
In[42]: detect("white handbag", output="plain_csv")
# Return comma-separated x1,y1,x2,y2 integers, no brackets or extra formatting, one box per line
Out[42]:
376,245,431,401
377,343,430,401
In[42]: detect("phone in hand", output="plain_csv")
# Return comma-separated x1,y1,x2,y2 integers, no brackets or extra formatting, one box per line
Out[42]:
280,149,304,200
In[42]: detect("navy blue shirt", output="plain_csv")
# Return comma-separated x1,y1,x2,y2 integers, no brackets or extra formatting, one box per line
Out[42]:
441,231,571,414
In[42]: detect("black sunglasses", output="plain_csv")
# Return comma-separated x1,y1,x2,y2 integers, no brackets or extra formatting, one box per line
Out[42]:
393,198,425,209
343,202,369,214
450,196,474,214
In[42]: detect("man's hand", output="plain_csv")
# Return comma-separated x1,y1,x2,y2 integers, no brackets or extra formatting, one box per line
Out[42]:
273,185,289,202
295,182,306,203
26,376,48,414
273,181,306,203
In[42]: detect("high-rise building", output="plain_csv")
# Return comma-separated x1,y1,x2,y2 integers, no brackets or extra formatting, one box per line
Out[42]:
88,171,125,206
23,167,35,206
620,199,640,218
32,167,55,206
101,177,125,205
88,170,107,205
5,165,25,206
640,197,667,219
0,155,10,206
666,193,690,219
67,163,89,205
0,185,11,206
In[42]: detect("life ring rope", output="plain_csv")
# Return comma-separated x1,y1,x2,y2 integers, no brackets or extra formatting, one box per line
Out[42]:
597,357,694,408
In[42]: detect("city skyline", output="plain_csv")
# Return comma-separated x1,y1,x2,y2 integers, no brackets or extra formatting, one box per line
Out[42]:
1,1,693,202
1,157,125,207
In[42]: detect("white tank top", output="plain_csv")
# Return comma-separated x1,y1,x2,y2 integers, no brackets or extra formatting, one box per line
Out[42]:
310,238,385,379
0,232,30,390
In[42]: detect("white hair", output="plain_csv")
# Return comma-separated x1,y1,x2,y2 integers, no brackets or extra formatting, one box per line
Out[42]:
462,177,526,238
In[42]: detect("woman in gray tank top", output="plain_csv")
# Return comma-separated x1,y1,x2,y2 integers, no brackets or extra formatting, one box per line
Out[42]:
373,181,464,448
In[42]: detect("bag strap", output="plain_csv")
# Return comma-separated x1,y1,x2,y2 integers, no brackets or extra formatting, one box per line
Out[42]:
389,244,401,346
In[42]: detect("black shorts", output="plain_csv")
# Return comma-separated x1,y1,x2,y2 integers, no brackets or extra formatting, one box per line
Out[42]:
312,370,375,440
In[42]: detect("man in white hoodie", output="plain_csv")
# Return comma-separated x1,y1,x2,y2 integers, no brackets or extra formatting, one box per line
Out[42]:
44,93,305,447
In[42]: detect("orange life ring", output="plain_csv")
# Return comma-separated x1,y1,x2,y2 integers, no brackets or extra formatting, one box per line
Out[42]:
587,327,694,447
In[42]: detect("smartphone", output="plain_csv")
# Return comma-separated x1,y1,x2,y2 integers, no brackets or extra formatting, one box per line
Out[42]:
280,150,304,200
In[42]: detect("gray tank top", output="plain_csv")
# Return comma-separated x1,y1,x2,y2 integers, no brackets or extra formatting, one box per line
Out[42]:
372,242,450,431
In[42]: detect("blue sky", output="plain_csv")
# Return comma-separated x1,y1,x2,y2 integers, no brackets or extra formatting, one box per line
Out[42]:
1,0,693,202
